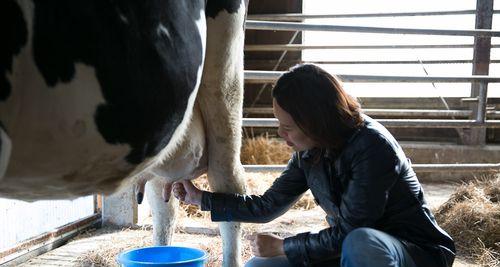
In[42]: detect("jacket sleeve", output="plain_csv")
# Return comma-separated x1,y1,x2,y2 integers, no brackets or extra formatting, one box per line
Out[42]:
201,152,309,223
283,134,400,266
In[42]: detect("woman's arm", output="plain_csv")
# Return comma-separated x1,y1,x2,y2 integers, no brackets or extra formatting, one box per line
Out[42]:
174,152,309,223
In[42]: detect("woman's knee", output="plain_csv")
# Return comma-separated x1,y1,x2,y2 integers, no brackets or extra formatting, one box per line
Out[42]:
341,228,414,267
342,227,379,251
341,228,387,263
244,257,263,267
245,256,291,267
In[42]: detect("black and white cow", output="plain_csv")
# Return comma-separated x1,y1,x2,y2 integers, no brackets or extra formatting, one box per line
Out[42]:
0,0,247,266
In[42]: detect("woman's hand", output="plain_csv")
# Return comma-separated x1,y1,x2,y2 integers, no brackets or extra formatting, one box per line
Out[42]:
172,180,203,206
250,233,285,257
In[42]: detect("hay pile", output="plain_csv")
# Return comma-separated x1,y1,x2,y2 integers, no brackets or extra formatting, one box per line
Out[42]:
197,235,255,267
434,176,500,267
76,228,152,266
239,136,316,210
241,135,292,164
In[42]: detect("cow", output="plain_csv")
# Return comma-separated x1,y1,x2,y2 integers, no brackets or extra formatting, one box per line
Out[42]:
0,0,248,266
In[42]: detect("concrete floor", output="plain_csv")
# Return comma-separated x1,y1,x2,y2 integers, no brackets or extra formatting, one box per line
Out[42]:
14,182,480,267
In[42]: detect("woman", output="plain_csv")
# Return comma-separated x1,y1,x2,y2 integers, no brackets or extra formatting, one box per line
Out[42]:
173,64,455,267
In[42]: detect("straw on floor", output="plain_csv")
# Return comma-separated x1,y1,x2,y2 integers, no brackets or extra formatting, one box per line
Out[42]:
434,175,500,267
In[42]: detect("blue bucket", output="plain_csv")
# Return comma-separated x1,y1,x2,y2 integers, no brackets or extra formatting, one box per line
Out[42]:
117,246,208,267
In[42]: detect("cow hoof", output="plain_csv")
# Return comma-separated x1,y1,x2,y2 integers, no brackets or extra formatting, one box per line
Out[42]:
137,192,144,204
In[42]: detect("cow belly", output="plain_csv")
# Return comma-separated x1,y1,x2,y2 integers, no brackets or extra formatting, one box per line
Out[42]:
0,1,207,200
0,61,134,199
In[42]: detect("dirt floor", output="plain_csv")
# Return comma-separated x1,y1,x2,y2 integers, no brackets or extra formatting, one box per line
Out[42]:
18,176,486,267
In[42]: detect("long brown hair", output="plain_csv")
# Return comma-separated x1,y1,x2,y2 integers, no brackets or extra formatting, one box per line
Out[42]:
272,64,364,152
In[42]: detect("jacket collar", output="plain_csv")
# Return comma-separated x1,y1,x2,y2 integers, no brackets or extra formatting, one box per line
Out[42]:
299,116,366,163
299,148,335,163
300,148,318,161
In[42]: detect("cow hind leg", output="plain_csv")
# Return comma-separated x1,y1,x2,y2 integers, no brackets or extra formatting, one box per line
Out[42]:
146,176,179,245
0,125,11,179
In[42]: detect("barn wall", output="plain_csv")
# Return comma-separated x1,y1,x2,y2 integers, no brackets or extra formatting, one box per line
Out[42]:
244,0,303,108
0,196,94,251
243,1,500,144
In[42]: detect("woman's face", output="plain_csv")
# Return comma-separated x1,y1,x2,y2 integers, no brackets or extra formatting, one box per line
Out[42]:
273,99,317,152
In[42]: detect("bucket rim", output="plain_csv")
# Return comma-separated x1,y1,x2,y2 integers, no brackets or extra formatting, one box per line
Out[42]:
116,245,208,266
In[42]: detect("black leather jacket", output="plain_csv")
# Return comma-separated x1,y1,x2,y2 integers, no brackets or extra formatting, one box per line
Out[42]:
201,115,455,267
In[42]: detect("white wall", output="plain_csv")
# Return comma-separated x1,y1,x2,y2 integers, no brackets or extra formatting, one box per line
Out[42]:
0,196,94,251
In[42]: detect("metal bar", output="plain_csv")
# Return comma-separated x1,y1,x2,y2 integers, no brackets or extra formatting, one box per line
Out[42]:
243,118,278,127
248,10,491,21
476,82,489,123
466,0,494,145
248,59,500,65
244,165,287,173
248,31,300,110
246,20,500,37
242,118,500,128
94,194,102,214
378,119,499,128
244,107,472,117
244,70,500,83
413,163,500,172
245,44,500,51
243,163,500,173
366,109,472,117
244,108,500,118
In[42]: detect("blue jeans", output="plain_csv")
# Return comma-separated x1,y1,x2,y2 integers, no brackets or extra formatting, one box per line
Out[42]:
245,228,417,267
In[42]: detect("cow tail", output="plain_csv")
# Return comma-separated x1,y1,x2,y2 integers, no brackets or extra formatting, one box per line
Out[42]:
0,124,11,178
